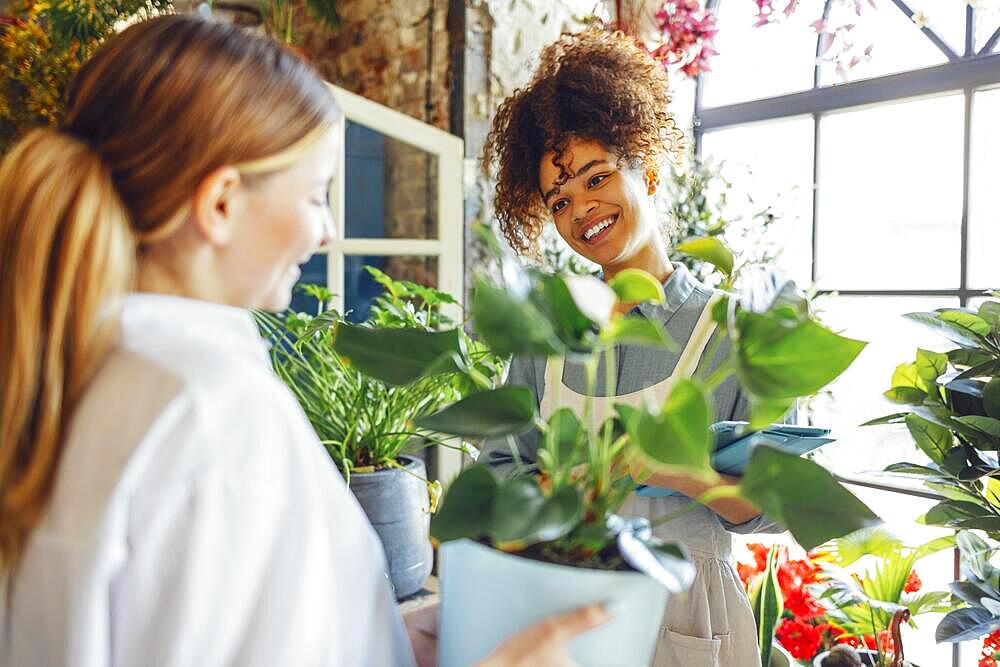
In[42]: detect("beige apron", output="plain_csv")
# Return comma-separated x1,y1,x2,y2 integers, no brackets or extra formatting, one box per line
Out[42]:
539,295,762,667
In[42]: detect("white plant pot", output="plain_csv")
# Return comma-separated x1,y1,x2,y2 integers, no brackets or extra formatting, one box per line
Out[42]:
438,539,671,667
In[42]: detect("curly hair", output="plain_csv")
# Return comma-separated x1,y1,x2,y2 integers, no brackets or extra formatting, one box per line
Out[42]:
481,28,684,256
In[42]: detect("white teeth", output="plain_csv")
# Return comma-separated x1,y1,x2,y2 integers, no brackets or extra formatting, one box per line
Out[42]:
584,217,614,240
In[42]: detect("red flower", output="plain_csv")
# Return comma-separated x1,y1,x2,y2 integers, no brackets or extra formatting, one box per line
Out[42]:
904,570,922,593
778,558,819,597
747,543,770,572
776,618,822,660
983,628,1000,653
980,658,997,667
835,634,862,647
737,561,757,587
784,587,825,620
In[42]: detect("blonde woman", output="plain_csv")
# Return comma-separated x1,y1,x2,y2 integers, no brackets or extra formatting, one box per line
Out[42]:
0,15,604,667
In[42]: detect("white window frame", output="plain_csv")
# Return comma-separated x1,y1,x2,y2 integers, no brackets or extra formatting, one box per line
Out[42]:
324,83,466,482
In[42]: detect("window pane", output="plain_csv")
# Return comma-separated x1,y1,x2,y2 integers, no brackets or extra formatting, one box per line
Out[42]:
289,252,329,315
905,0,968,56
969,86,1000,289
702,2,816,108
344,255,438,322
817,0,948,85
807,296,958,475
816,94,963,290
700,116,814,286
976,1,1000,53
345,120,439,240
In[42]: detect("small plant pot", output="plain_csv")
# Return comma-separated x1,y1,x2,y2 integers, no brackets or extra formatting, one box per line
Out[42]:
769,643,793,666
438,539,671,667
348,454,432,600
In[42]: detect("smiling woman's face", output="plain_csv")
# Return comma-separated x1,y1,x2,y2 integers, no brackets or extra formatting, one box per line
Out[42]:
538,138,660,271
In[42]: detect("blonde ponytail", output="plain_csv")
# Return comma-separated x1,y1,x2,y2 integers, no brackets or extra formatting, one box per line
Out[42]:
0,129,136,569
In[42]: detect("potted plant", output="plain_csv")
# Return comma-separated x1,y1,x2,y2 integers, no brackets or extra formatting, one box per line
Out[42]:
867,297,1000,646
255,268,502,599
330,227,881,665
738,528,954,667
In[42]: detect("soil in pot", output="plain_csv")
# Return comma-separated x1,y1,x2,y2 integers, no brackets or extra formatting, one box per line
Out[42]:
348,454,432,600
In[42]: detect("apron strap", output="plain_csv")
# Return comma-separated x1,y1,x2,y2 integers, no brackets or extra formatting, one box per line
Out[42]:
540,292,724,417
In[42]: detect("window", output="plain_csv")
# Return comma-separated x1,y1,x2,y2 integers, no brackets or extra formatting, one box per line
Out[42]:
293,84,465,481
697,3,1000,663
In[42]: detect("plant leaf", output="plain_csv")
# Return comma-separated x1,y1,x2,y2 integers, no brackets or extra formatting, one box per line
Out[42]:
940,310,991,336
416,386,537,438
740,446,881,550
956,415,1000,438
905,311,986,348
936,606,1000,643
736,312,867,399
472,277,563,357
332,323,463,385
905,413,953,465
429,465,499,543
491,479,582,551
915,348,949,384
632,379,712,474
676,237,734,277
984,378,1000,419
607,268,667,304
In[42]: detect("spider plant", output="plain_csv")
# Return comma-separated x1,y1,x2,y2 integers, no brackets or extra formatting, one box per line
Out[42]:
255,267,502,479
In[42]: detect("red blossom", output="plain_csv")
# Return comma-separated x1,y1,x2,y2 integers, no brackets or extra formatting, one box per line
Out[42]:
980,658,997,667
737,561,757,587
784,587,825,620
778,558,819,596
776,618,822,660
747,543,770,571
904,570,922,593
649,0,719,80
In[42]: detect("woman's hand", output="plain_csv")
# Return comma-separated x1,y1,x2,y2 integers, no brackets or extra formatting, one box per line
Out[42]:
478,604,611,667
403,603,439,667
629,459,763,526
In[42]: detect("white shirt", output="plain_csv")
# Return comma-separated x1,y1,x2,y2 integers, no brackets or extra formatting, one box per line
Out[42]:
1,294,415,667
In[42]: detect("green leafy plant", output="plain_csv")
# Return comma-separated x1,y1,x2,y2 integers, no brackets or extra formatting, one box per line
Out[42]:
255,267,502,479
868,296,1000,644
331,225,877,582
0,0,172,154
751,545,784,666
810,527,957,665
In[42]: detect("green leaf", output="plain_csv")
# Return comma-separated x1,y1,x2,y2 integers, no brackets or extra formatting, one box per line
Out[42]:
884,387,928,404
903,590,956,616
892,362,927,392
633,379,712,474
748,395,794,430
740,446,881,550
332,323,462,385
915,534,957,560
538,274,605,345
862,413,909,426
980,301,1000,331
430,465,499,543
984,378,1000,419
905,311,986,348
957,530,998,582
491,479,582,550
905,413,953,465
546,408,585,469
950,348,994,368
940,310,991,337
416,386,537,438
915,349,949,384
921,500,995,528
607,268,666,304
883,461,946,476
736,312,867,399
472,277,563,357
956,415,1000,438
814,526,903,567
676,237,734,277
751,546,783,665
601,316,674,349
936,607,1000,643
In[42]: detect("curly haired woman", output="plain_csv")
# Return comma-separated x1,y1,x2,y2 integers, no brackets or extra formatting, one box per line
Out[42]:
480,29,784,667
